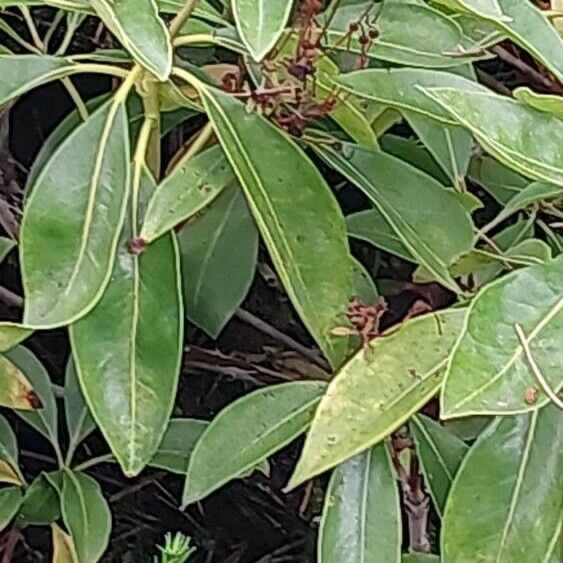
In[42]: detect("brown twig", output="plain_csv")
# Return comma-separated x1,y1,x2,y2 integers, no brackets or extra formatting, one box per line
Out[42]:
235,308,330,371
492,45,563,93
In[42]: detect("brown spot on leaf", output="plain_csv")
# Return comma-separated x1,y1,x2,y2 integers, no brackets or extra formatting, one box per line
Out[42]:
26,390,42,409
127,237,147,256
524,386,539,405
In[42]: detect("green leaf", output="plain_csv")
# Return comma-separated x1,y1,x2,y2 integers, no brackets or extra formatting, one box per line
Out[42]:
484,181,562,232
317,143,474,292
513,87,563,120
444,416,491,441
0,324,32,352
0,487,23,533
141,145,235,243
325,1,487,68
407,115,473,190
184,381,326,505
90,0,172,80
17,473,61,526
71,170,183,476
61,471,111,563
319,443,401,563
0,415,19,470
380,134,450,185
347,209,413,262
336,68,484,124
150,418,208,474
422,88,563,187
232,0,293,61
8,346,58,444
0,352,37,410
0,55,79,107
289,309,466,488
468,155,528,204
411,414,468,517
443,257,563,417
26,94,111,189
64,359,95,457
442,406,563,562
199,84,354,367
178,185,258,338
21,99,130,328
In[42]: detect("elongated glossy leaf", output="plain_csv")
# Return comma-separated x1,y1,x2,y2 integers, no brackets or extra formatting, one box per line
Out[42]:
71,171,183,476
423,88,563,187
141,145,235,243
0,352,37,410
407,115,473,189
21,100,130,328
199,84,354,367
232,0,293,61
0,415,18,470
179,186,258,338
325,1,486,68
411,414,468,517
442,406,563,562
0,55,80,107
317,143,473,292
90,0,171,80
0,324,32,352
150,418,207,474
52,523,78,563
61,471,111,563
514,87,563,120
0,487,23,533
443,257,563,416
64,360,95,455
337,68,484,124
319,442,401,563
184,381,326,505
289,309,466,488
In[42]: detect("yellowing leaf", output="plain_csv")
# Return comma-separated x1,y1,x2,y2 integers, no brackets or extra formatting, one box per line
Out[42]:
289,309,466,487
52,523,78,563
0,459,21,485
0,353,38,411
